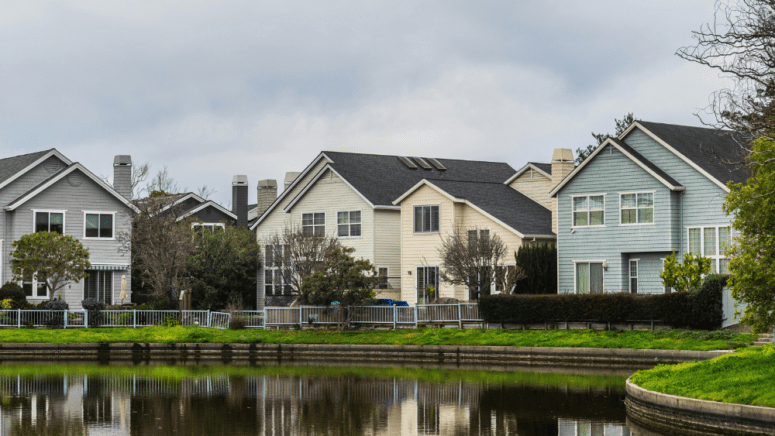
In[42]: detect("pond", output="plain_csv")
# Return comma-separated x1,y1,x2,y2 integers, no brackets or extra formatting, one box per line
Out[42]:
0,361,665,435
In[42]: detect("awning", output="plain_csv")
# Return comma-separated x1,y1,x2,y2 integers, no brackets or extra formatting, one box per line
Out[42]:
89,264,129,271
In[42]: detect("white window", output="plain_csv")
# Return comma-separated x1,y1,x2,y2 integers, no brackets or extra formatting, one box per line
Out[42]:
467,228,490,244
572,195,605,227
575,262,604,294
302,213,325,236
84,271,112,304
34,210,65,234
416,266,438,304
337,211,362,238
192,222,225,233
84,212,115,239
414,205,439,233
688,226,732,273
620,192,654,224
20,272,48,299
629,259,639,294
264,245,292,295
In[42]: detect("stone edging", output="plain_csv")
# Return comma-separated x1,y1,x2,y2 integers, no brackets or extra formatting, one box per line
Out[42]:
626,379,775,435
0,342,731,366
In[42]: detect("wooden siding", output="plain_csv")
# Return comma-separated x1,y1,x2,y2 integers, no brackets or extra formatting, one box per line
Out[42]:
373,209,401,293
509,170,553,210
188,205,235,226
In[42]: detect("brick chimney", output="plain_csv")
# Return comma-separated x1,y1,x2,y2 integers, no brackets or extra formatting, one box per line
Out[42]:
232,175,248,227
256,179,277,217
113,155,132,199
551,148,574,234
284,172,301,191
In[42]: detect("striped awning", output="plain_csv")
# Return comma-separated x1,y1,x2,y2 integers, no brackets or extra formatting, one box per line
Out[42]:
89,264,129,271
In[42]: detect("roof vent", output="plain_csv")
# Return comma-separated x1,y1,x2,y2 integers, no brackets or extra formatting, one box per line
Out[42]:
411,157,432,170
427,158,446,171
398,156,418,169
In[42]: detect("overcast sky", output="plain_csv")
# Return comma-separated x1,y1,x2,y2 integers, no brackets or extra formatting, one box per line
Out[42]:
0,1,730,207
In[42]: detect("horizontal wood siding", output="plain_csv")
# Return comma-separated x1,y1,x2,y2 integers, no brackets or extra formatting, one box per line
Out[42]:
373,209,401,293
188,206,235,226
509,170,553,210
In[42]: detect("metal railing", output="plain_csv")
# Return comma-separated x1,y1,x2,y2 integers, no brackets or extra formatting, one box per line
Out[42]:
0,309,232,329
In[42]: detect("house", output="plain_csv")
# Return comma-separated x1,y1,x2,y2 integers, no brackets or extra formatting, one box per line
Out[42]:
251,151,566,308
549,121,747,294
392,154,567,304
0,150,136,308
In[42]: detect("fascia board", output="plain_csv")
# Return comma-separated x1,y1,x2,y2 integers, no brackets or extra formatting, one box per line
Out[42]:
160,193,205,213
0,149,74,192
504,164,552,185
283,164,377,213
392,180,463,206
548,143,608,197
176,200,237,222
460,200,526,238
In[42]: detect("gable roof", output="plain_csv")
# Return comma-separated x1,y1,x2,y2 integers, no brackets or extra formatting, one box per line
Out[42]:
549,137,685,197
504,162,552,185
0,149,73,191
621,121,750,190
176,200,238,222
156,192,206,213
4,163,139,212
394,179,555,238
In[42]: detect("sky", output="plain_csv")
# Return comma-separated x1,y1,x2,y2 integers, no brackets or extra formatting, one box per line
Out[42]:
0,1,731,208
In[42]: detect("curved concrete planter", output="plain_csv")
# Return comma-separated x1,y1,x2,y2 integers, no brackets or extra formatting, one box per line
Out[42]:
0,343,731,366
626,379,775,435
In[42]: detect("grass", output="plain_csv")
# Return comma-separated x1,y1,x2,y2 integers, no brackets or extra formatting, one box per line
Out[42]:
0,363,627,389
0,326,754,350
630,345,775,407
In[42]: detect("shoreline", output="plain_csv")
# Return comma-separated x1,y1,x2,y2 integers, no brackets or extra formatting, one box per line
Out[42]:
0,342,732,366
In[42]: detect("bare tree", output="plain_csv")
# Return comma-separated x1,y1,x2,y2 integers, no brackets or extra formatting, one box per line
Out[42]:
438,229,525,300
262,225,341,296
676,0,775,142
119,196,197,304
196,185,216,200
146,166,181,196
131,162,151,199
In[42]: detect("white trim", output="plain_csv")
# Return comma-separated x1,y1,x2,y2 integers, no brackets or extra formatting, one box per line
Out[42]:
0,240,3,285
570,194,606,228
191,222,226,231
415,265,439,303
250,152,334,230
618,191,656,226
19,272,49,300
394,179,463,205
283,164,377,213
618,122,730,193
504,163,552,185
4,163,139,213
412,204,441,234
0,149,73,192
175,200,238,222
686,225,732,273
336,209,363,239
572,260,605,294
374,205,401,210
629,259,639,294
31,209,67,234
548,137,684,197
301,211,326,236
82,211,117,240
159,193,206,214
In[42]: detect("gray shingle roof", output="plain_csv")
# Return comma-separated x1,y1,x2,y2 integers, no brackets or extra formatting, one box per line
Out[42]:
528,162,552,175
429,179,554,236
0,149,53,186
611,138,683,189
5,163,74,207
636,121,749,185
322,151,518,206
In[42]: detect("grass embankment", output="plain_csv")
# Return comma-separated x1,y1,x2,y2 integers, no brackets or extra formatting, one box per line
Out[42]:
0,364,627,389
0,327,753,351
630,345,775,407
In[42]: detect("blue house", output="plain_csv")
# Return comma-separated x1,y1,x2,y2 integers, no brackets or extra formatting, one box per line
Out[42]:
549,121,747,294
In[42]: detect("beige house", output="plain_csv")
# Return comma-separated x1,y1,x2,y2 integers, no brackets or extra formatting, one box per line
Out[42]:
250,151,521,308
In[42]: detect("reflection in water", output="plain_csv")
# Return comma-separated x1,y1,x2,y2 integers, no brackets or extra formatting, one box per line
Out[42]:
0,364,639,436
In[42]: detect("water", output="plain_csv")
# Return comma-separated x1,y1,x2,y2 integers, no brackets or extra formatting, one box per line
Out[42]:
0,361,650,435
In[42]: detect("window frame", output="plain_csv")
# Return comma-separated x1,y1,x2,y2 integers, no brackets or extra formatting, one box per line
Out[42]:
83,270,113,305
377,266,389,289
32,209,67,235
413,205,440,234
337,210,363,239
301,212,326,236
191,222,226,232
264,244,292,295
467,228,490,245
629,259,639,294
416,265,439,304
19,272,49,300
572,260,605,294
686,225,732,274
570,194,606,228
618,191,655,226
82,211,117,240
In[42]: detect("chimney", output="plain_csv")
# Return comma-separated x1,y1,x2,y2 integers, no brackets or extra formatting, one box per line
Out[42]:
232,175,248,227
284,172,301,191
113,155,132,199
551,148,575,234
256,179,277,217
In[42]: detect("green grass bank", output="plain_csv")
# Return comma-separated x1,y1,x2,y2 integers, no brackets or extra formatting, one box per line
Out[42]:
630,345,775,407
0,327,753,351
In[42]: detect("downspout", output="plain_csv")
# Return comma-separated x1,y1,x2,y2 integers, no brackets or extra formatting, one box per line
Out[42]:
679,191,684,256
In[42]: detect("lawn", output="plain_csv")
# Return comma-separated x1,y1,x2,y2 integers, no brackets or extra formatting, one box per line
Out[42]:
0,326,754,350
630,345,775,407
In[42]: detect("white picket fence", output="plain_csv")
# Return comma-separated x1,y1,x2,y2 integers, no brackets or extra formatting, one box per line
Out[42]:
0,304,482,330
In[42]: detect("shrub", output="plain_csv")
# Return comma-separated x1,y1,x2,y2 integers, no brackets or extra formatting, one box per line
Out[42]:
513,244,557,294
43,300,69,328
81,298,106,328
480,279,725,330
229,315,246,330
157,316,180,327
118,312,132,325
0,282,25,303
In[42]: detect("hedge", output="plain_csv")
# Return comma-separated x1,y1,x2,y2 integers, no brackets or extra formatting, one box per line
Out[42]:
480,274,727,330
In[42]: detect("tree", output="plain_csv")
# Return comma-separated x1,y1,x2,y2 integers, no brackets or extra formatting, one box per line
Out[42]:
120,195,197,305
10,232,91,301
512,244,557,294
187,226,260,310
576,113,639,164
100,160,150,199
262,225,340,296
724,137,775,332
299,247,379,329
438,229,522,300
660,251,712,293
146,166,181,197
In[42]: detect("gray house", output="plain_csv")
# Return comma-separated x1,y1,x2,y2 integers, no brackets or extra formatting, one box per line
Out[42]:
549,121,747,294
0,149,137,308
